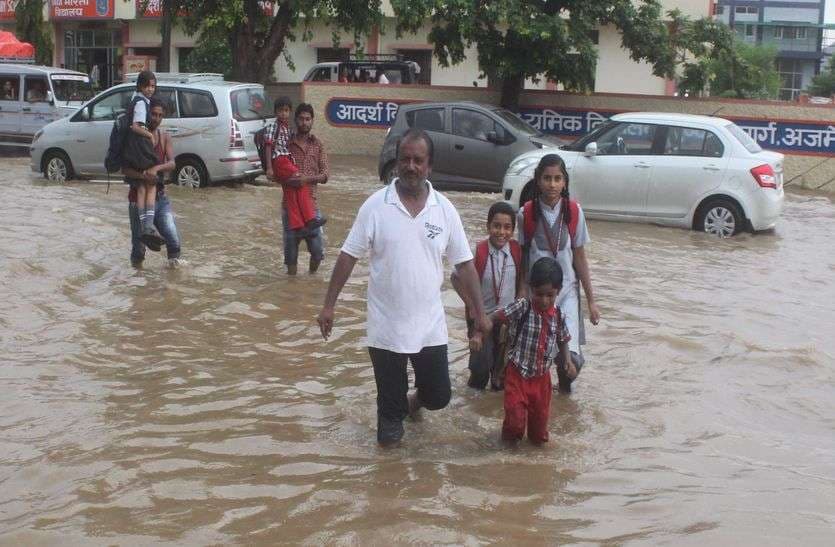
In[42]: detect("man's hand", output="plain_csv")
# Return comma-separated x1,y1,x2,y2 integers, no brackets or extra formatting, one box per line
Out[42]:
285,174,304,188
265,168,274,182
317,306,335,340
469,330,483,352
477,313,492,337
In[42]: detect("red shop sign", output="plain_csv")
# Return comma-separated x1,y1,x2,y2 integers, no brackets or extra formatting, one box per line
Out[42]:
137,0,274,18
0,0,18,21
50,0,114,19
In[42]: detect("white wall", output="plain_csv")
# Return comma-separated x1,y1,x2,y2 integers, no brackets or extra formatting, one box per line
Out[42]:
594,25,668,94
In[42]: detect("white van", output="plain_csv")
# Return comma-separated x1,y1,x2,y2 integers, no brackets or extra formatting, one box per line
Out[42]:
0,64,94,147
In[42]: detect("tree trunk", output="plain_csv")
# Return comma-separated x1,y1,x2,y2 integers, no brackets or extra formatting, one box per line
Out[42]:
157,0,173,72
499,73,525,111
229,0,293,84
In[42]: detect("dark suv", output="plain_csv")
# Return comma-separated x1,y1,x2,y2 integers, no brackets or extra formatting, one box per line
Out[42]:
378,101,561,191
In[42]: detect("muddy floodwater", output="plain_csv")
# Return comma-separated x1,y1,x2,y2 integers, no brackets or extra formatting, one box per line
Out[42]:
1,154,834,545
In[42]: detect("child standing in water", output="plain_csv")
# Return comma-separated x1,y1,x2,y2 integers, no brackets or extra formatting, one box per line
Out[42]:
122,70,163,248
518,154,600,393
265,96,326,231
452,202,523,390
472,257,573,444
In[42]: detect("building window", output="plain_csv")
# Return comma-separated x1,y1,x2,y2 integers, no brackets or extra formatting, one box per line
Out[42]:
714,6,724,15
797,27,807,40
735,6,757,15
316,48,349,63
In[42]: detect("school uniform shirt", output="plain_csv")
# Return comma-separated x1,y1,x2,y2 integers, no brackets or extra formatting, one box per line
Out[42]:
342,179,473,354
481,241,517,315
517,198,590,354
497,298,571,378
132,93,150,126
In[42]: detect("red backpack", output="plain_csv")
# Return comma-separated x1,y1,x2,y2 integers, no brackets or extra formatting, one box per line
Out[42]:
474,238,523,294
521,199,580,245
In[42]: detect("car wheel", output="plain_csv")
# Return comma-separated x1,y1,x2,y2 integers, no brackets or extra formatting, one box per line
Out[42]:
175,158,208,189
382,162,397,185
696,198,743,238
43,150,73,183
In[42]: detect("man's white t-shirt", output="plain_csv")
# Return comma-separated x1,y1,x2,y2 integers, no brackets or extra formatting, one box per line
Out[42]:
341,180,473,353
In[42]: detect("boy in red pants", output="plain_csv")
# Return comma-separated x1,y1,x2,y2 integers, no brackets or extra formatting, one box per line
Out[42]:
471,257,575,444
265,97,326,231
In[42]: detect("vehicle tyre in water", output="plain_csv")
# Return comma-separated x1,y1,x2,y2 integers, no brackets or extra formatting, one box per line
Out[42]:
175,158,208,189
43,150,73,183
696,198,743,238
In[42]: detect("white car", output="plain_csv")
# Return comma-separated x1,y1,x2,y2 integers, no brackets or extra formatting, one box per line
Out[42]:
502,112,784,237
30,73,272,188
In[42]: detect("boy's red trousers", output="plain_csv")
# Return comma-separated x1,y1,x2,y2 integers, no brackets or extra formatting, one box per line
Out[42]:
502,363,552,443
273,155,316,230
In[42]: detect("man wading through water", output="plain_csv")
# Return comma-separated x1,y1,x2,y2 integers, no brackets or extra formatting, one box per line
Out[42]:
123,97,183,267
317,129,490,446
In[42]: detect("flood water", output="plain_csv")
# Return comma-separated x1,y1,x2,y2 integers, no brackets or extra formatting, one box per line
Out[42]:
1,154,834,545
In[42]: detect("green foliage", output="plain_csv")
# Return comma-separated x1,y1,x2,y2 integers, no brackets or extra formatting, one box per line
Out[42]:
807,56,835,97
177,1,384,83
15,0,54,66
710,42,780,99
179,31,233,78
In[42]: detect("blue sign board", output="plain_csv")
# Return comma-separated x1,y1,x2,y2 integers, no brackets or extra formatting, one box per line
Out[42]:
325,97,835,156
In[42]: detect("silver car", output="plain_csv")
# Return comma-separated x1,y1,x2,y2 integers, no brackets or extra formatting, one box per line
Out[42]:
378,101,561,190
30,73,273,188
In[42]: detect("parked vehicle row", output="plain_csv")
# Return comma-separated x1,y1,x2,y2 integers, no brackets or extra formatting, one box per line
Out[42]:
378,104,784,237
29,72,272,188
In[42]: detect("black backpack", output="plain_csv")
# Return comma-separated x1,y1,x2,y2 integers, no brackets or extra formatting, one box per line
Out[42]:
104,95,143,173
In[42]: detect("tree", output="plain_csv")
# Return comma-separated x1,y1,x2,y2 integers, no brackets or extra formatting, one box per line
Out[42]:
15,0,53,66
807,56,835,97
709,42,780,99
391,0,698,109
179,29,233,78
180,0,384,84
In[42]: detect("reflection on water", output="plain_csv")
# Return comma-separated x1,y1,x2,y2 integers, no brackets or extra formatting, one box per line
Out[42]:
1,155,834,544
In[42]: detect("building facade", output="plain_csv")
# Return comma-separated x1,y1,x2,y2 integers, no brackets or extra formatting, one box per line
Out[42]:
4,0,713,97
714,0,827,99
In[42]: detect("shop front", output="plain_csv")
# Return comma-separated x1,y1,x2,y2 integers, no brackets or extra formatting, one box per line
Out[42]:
50,0,122,89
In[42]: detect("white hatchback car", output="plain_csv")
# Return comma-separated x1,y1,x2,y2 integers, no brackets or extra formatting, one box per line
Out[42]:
502,112,784,237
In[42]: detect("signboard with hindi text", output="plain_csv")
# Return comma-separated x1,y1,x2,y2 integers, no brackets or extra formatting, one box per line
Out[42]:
50,0,113,19
325,97,835,157
136,0,273,18
0,0,17,20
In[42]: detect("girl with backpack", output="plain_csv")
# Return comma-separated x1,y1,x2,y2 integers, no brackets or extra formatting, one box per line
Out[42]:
518,154,601,393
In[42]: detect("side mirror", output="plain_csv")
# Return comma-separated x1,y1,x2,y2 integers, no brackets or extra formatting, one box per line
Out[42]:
46,90,54,105
78,106,90,121
486,130,499,144
584,142,598,157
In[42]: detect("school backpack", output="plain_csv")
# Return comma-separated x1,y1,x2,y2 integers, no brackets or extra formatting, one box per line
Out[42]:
254,126,269,171
104,95,144,173
521,198,580,245
474,239,523,286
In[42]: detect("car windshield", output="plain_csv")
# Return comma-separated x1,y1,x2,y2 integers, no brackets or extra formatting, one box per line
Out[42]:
726,123,762,153
230,87,271,121
560,120,617,151
492,108,539,135
50,74,94,102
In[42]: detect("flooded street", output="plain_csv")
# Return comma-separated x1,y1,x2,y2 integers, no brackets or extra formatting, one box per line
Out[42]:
2,154,834,545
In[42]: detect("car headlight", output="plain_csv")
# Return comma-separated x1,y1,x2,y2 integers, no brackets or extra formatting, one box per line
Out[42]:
32,130,43,144
508,156,538,176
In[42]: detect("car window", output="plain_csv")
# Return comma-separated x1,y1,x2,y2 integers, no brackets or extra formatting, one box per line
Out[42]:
664,126,723,157
0,74,19,101
726,123,762,153
596,122,658,156
179,90,217,118
493,108,538,136
453,108,496,141
230,87,270,121
310,67,332,82
24,76,49,103
88,89,134,121
405,108,445,132
155,87,178,118
50,74,94,102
